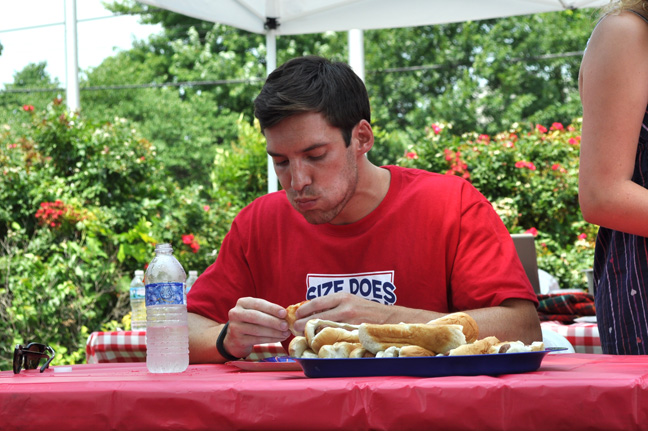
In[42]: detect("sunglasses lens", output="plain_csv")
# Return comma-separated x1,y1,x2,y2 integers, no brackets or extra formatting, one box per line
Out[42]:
13,345,24,374
24,344,46,369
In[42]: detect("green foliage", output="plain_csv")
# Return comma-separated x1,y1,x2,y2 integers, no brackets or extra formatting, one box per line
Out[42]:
0,100,251,371
398,119,594,291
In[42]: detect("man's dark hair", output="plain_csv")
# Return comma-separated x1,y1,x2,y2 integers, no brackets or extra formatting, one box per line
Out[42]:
254,56,371,147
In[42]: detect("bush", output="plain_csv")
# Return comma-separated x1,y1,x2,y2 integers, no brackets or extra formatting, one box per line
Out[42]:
397,119,595,291
0,99,248,371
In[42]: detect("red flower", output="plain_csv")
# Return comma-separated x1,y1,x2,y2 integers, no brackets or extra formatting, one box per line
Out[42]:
477,134,490,144
578,233,587,240
182,234,200,253
550,122,564,131
535,124,547,134
22,105,34,112
568,137,581,145
525,227,538,237
515,161,536,171
405,151,418,160
430,124,442,135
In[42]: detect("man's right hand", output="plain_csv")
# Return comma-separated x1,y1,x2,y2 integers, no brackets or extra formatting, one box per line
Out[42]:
223,297,291,359
188,298,291,364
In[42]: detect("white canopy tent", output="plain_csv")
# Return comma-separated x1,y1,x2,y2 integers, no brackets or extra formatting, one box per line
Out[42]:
128,0,610,192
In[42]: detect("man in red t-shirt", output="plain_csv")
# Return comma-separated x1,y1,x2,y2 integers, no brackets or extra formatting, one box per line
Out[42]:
187,56,541,363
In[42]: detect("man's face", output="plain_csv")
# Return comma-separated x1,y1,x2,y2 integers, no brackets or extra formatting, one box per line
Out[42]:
265,112,358,225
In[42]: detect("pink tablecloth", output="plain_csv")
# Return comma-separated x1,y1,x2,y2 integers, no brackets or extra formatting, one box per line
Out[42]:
540,321,601,354
85,331,286,363
3,354,648,431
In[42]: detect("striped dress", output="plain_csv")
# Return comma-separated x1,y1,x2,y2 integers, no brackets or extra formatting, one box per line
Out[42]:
593,103,648,355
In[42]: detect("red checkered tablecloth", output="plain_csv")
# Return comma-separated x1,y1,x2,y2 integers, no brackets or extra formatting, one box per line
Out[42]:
540,321,601,354
86,331,287,364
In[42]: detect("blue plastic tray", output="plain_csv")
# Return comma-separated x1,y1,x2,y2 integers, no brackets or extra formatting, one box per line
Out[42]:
294,349,559,378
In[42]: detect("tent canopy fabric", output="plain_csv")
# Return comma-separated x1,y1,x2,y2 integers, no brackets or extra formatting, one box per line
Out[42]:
136,0,610,35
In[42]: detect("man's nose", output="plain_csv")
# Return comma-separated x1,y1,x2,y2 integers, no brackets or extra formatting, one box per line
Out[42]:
290,163,311,191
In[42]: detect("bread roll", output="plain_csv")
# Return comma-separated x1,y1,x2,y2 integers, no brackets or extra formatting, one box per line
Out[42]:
359,323,466,354
349,347,375,358
489,340,545,354
376,346,401,358
317,342,363,358
398,345,436,357
288,336,309,358
447,336,500,356
285,300,309,336
304,319,360,353
428,312,479,343
310,327,360,354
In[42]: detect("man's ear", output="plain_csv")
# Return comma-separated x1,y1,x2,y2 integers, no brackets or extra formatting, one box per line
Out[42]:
353,119,374,155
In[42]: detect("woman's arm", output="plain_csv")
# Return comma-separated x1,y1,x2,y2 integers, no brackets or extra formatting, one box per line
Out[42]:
579,11,648,236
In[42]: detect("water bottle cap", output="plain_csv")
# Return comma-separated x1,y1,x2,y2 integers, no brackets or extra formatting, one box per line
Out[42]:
135,270,144,276
189,270,198,276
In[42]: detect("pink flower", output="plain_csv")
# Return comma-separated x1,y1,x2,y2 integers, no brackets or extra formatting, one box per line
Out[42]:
568,137,580,145
477,134,490,144
203,205,210,212
515,161,537,171
405,151,418,160
550,122,564,131
526,227,538,237
578,233,587,240
535,124,547,134
182,234,194,245
430,124,442,135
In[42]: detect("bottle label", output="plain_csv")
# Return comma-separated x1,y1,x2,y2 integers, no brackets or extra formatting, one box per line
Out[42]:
145,282,185,306
130,287,146,300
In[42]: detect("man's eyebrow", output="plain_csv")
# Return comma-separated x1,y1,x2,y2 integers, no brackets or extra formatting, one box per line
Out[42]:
267,143,327,157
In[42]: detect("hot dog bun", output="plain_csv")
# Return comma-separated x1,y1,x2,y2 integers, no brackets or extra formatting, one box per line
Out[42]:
428,312,479,343
288,336,313,358
349,346,375,358
447,336,500,356
318,342,363,358
358,323,466,354
488,340,545,354
285,300,309,336
398,345,436,357
304,319,360,353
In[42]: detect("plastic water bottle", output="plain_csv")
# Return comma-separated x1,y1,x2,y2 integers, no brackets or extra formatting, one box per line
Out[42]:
185,270,198,295
145,243,189,373
129,270,147,331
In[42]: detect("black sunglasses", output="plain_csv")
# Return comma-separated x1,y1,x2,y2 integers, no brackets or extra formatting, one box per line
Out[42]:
13,343,56,374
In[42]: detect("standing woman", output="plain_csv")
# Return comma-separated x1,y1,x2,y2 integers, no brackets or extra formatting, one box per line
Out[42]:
579,0,648,354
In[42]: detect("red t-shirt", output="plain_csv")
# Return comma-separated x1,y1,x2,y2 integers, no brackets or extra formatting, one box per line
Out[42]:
188,166,538,323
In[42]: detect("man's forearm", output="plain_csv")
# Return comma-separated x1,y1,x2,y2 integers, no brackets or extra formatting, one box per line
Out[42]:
382,299,542,345
188,312,226,364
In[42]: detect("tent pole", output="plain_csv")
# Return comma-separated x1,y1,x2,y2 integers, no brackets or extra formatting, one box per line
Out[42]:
348,29,365,82
64,0,80,111
266,30,278,194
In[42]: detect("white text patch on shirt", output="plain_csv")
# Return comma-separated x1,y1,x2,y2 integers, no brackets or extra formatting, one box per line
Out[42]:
305,271,396,305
